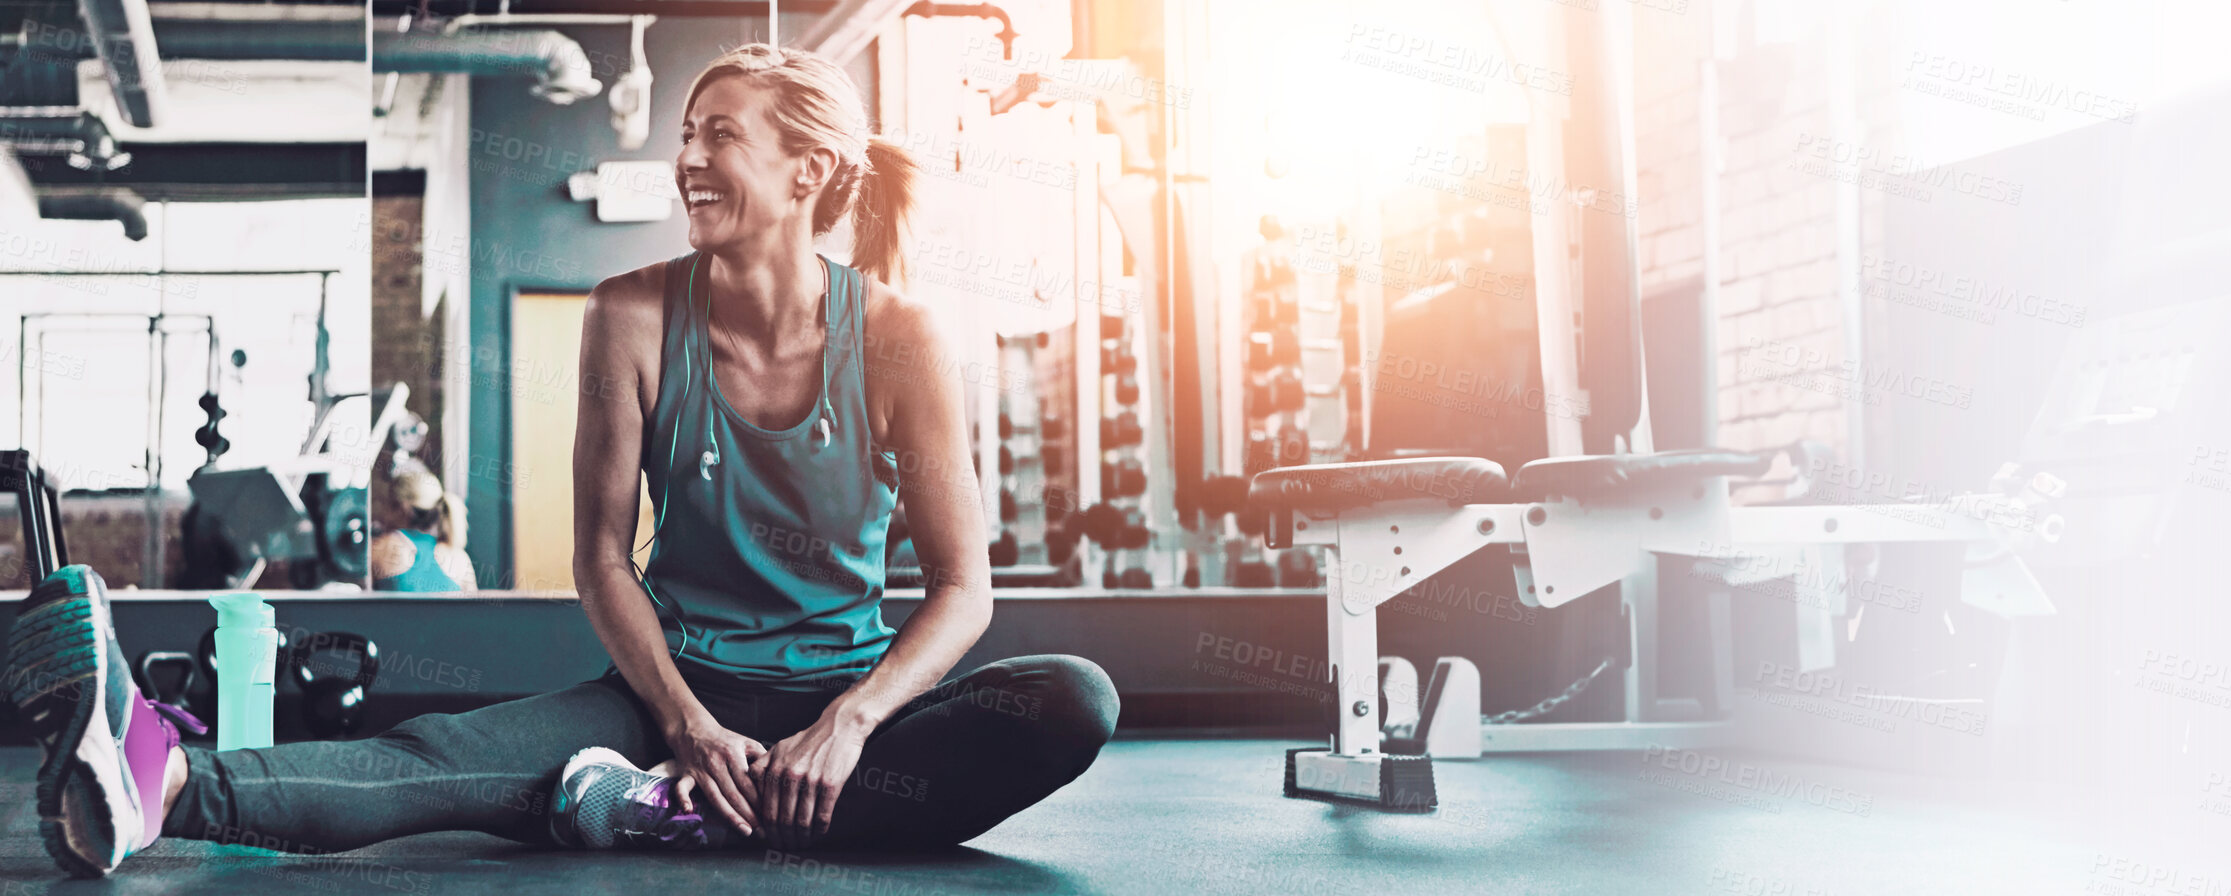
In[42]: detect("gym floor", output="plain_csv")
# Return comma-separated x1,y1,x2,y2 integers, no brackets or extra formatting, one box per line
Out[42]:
0,738,2198,895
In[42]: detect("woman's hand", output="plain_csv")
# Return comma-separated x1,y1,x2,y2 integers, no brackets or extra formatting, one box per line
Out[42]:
750,710,873,848
664,716,765,836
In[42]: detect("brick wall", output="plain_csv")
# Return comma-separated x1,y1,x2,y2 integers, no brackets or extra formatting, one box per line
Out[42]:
0,495,303,591
1631,10,1901,463
370,193,448,532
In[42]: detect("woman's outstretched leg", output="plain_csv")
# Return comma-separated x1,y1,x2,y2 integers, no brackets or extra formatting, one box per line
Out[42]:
164,673,667,853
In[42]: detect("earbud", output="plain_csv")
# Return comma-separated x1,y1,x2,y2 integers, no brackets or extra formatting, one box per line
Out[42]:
700,445,720,480
816,415,833,450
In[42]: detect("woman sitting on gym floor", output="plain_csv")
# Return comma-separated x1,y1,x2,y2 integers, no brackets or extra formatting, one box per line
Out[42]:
5,43,1116,877
369,467,476,591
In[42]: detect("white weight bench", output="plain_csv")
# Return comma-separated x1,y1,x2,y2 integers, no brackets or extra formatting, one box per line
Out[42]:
1249,450,2055,811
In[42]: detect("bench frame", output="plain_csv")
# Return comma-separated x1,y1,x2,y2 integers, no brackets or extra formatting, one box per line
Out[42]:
1259,457,2055,803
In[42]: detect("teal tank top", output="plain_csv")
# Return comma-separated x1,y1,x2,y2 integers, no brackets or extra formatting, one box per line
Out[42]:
638,251,899,692
375,529,461,592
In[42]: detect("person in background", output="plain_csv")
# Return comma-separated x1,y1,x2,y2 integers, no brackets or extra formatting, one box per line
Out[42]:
370,468,475,591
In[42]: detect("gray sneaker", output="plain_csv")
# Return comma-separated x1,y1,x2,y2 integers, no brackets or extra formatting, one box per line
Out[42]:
550,747,726,850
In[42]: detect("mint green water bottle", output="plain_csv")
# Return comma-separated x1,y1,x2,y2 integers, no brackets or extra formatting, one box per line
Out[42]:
207,593,277,750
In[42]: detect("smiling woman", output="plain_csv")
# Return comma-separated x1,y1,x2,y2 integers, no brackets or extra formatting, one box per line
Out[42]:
28,40,1116,873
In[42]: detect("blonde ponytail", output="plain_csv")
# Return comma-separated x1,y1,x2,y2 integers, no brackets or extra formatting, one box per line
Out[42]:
436,491,467,550
850,137,919,286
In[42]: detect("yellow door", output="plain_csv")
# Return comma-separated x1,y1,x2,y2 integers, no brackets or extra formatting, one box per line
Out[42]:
510,290,655,593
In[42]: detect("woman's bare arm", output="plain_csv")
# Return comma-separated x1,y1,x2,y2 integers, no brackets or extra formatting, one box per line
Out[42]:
571,268,762,831
833,291,992,728
752,286,992,846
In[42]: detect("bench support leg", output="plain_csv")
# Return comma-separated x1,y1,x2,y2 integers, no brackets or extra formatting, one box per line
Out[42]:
1284,545,1437,811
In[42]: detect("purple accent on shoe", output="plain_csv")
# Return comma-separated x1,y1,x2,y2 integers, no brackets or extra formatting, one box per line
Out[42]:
121,696,203,851
622,778,701,848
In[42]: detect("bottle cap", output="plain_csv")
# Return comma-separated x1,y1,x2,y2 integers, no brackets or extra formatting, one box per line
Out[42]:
208,592,275,628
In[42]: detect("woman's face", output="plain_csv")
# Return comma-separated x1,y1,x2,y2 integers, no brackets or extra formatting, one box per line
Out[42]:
675,77,811,250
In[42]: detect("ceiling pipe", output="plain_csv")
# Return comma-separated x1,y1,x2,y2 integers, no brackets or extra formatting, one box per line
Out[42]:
903,3,1014,60
37,187,149,240
373,27,603,104
77,0,171,127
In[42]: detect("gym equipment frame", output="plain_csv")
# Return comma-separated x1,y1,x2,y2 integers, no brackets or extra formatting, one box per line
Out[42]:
1248,451,2057,809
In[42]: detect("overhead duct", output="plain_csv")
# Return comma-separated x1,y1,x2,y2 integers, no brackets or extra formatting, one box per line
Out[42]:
36,186,149,240
373,28,602,105
78,0,171,127
141,20,368,61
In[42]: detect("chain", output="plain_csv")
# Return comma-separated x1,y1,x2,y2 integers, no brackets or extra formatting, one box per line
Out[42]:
1483,657,1617,725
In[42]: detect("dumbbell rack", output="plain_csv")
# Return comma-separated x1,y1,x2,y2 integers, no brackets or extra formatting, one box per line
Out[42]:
993,334,1047,569
1093,306,1155,588
1232,235,1319,588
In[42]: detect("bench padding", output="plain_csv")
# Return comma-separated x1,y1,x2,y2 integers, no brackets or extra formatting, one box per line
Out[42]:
1247,457,1510,516
1511,449,1770,501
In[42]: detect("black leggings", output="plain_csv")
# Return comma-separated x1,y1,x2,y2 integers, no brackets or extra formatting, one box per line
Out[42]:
163,655,1118,853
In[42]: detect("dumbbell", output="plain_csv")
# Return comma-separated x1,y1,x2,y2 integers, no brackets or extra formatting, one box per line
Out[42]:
1102,459,1147,498
1000,489,1018,522
1079,503,1148,549
1245,431,1276,476
1116,567,1154,589
1250,294,1295,328
1100,309,1126,334
1100,343,1138,375
989,531,1020,567
1247,331,1299,370
999,414,1014,440
1277,550,1321,588
999,445,1015,475
1048,529,1078,566
1100,412,1143,448
1043,415,1067,440
291,631,380,739
1197,475,1249,518
193,392,230,459
1232,560,1277,588
1276,425,1310,466
1045,450,1065,476
1114,374,1140,405
1247,333,1277,371
1247,371,1304,413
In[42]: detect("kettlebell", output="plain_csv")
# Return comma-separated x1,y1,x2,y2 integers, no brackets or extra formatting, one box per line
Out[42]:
189,626,292,727
137,651,202,716
290,632,380,738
